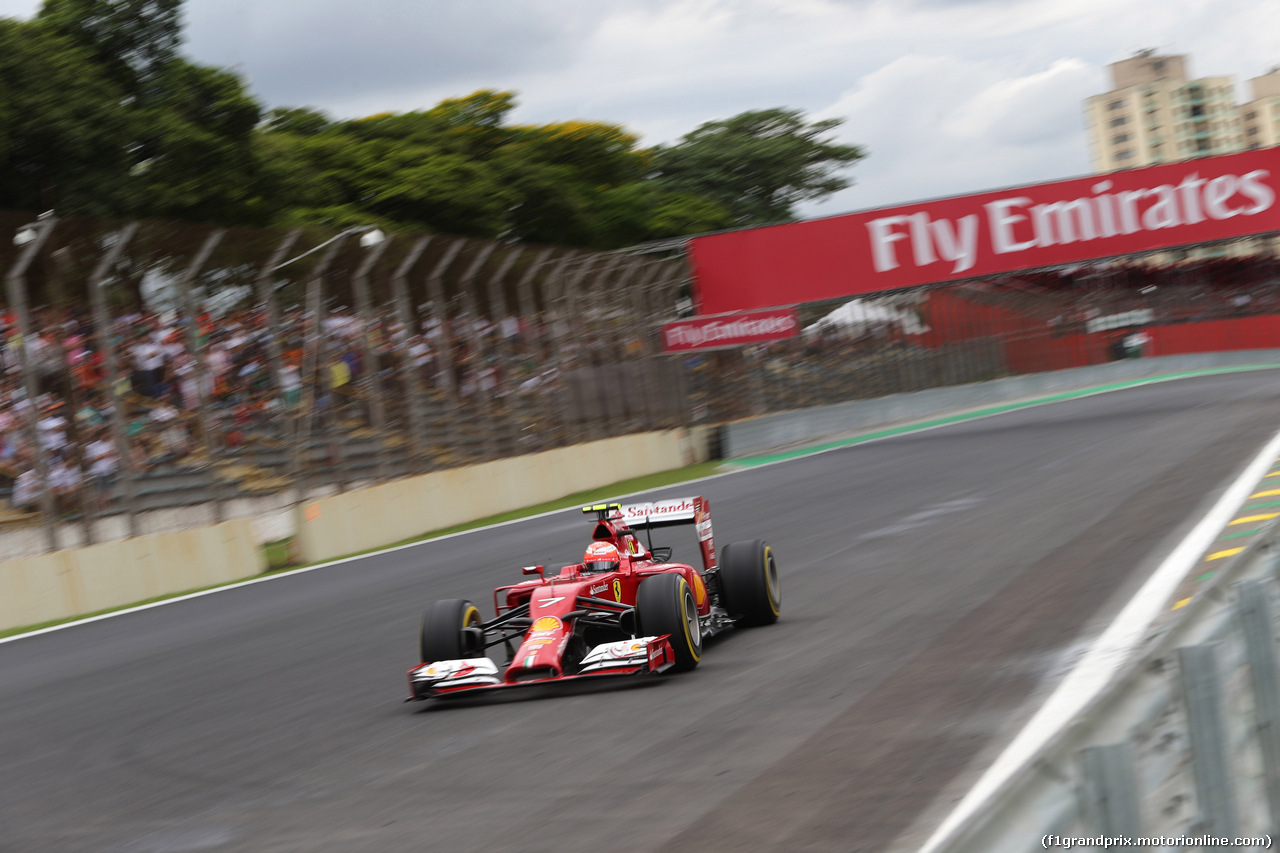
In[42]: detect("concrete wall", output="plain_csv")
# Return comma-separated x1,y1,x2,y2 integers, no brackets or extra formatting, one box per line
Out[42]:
721,350,1280,459
0,428,709,633
295,428,709,564
0,428,709,632
0,518,263,632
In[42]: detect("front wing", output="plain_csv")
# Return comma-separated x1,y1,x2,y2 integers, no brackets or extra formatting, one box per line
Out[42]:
406,635,675,701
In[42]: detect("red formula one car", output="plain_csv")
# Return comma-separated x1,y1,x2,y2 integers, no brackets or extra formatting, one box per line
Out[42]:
406,496,780,701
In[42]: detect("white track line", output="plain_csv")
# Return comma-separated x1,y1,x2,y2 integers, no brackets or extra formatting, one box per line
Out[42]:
918,424,1280,853
4,366,1274,648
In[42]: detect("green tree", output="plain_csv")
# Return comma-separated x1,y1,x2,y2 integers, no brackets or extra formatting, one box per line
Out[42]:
37,0,182,98
0,18,134,214
1,2,267,223
343,90,518,158
586,183,733,249
130,60,265,223
652,108,866,226
263,106,332,137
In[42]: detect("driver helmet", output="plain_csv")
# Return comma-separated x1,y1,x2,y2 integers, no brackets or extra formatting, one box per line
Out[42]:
583,541,621,573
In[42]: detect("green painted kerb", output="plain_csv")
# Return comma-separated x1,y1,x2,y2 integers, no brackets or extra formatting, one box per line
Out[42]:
725,364,1280,468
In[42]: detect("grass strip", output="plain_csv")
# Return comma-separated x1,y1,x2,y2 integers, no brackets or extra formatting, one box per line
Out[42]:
1,460,726,640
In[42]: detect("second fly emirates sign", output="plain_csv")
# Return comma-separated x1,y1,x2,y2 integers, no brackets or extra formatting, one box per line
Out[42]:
687,148,1280,315
662,308,799,353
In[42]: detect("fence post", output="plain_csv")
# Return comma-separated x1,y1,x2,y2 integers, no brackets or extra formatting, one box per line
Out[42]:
510,248,554,450
624,262,666,430
1178,643,1238,835
538,253,577,448
480,247,522,455
456,243,498,460
292,234,350,495
173,229,225,521
86,223,142,538
352,234,392,481
1237,577,1280,831
423,239,466,462
255,230,302,496
391,236,432,468
580,256,624,439
1078,743,1144,841
4,215,59,549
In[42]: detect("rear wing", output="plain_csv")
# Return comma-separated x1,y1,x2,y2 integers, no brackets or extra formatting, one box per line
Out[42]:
584,496,716,572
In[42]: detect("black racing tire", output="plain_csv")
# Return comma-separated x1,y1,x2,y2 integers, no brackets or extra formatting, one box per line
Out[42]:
419,599,483,663
635,573,702,672
718,539,781,627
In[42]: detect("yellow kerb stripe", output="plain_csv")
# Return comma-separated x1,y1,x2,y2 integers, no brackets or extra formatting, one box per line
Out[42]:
1230,513,1280,525
1173,597,1192,610
1251,489,1280,498
1208,547,1246,560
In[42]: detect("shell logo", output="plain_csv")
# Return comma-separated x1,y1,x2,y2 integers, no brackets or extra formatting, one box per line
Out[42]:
531,616,562,632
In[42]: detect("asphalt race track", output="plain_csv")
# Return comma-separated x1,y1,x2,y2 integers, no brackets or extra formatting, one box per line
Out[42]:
4,370,1280,853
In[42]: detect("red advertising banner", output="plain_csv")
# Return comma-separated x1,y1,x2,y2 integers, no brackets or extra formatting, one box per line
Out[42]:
662,308,799,352
688,148,1280,315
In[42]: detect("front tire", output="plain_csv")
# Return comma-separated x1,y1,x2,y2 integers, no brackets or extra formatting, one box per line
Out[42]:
636,574,702,672
718,540,781,626
419,599,483,663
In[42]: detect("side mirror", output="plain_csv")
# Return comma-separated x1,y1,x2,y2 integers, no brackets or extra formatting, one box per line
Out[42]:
522,565,544,578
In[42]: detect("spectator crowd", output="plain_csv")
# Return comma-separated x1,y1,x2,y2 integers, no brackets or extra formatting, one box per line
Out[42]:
2,252,1279,520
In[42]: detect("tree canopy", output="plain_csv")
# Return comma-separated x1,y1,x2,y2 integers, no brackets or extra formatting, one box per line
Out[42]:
0,1,865,248
652,108,866,226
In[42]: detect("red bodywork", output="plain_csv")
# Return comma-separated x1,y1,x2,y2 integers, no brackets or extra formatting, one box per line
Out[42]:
407,497,717,699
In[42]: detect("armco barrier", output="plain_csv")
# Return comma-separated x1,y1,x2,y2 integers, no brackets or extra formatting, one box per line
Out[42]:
931,517,1280,850
294,429,708,564
720,351,1280,459
0,518,262,632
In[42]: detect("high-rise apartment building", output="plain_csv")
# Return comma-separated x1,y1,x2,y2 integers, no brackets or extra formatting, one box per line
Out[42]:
1242,68,1280,149
1084,53,1279,258
1084,51,1244,173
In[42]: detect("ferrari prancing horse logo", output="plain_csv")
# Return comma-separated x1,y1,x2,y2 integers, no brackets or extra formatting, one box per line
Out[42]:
612,579,622,601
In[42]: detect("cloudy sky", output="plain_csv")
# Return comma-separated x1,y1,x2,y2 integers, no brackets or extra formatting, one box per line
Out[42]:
2,0,1277,217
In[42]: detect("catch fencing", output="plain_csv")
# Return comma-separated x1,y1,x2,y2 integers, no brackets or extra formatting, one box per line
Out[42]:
2,209,1278,553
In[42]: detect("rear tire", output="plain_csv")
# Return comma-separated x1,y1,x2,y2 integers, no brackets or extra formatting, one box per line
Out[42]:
635,574,702,672
718,540,781,626
419,599,483,663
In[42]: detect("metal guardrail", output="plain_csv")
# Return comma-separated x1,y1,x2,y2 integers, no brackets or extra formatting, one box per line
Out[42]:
933,516,1280,851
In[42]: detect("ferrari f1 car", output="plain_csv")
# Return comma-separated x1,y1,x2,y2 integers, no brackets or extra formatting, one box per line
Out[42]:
406,496,780,701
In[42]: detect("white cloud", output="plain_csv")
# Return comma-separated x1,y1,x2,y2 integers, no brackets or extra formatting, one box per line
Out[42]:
807,54,1099,214
1,0,1277,217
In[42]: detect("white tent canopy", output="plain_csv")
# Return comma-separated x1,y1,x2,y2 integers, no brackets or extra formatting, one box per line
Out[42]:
804,298,929,336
